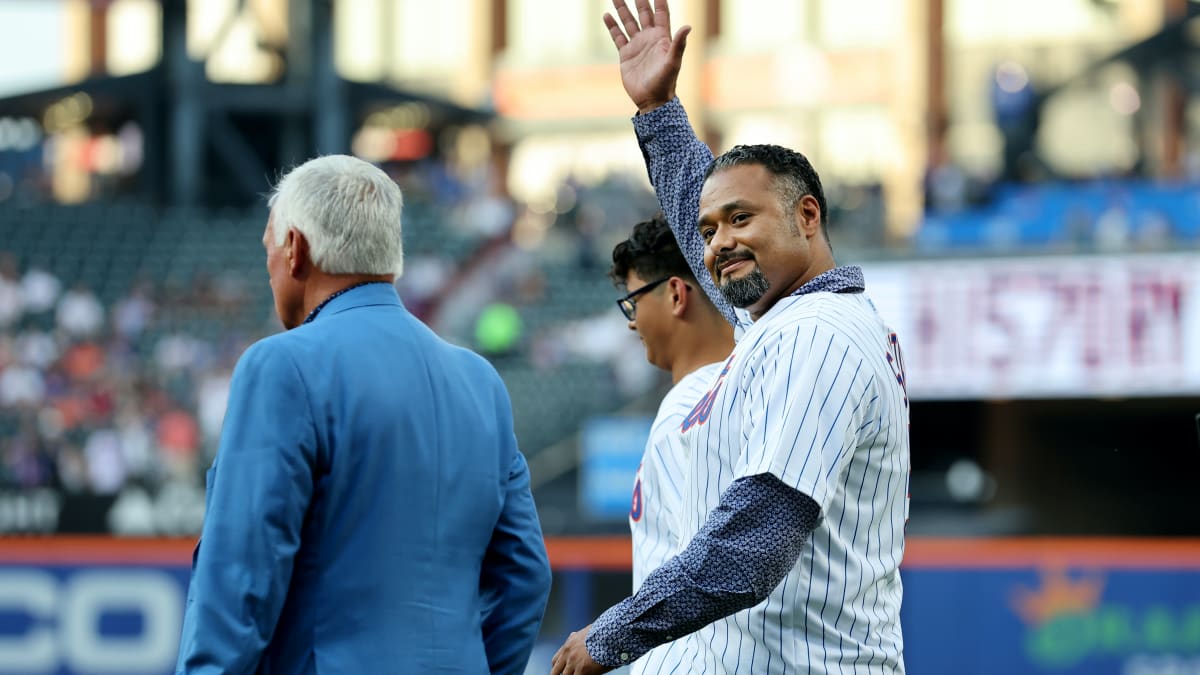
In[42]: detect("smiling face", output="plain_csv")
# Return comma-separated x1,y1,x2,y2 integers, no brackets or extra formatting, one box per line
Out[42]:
623,270,673,370
697,163,823,318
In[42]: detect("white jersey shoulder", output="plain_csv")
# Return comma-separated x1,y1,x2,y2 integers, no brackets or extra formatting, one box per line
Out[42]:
669,291,910,675
629,361,724,675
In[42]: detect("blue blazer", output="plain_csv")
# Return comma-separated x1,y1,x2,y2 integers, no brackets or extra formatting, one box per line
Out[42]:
177,284,551,674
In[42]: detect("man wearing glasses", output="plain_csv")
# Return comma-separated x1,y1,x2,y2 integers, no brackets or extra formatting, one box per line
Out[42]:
609,214,734,675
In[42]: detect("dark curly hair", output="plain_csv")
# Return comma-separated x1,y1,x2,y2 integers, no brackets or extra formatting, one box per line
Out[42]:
610,213,696,286
704,144,829,239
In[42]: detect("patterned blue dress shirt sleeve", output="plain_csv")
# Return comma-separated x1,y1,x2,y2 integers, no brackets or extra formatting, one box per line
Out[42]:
585,473,821,667
631,97,738,326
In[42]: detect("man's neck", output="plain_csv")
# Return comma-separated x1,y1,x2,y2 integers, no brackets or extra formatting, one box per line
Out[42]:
750,257,838,322
669,319,735,384
302,272,394,318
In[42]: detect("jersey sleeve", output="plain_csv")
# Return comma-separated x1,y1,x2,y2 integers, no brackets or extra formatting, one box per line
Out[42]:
736,320,876,511
632,98,737,326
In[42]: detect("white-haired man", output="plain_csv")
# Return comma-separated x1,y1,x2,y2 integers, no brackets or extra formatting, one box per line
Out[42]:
176,155,552,674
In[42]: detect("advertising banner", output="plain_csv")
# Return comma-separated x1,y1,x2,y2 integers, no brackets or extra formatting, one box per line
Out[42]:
0,540,192,675
2,538,1199,674
863,253,1200,399
902,539,1200,675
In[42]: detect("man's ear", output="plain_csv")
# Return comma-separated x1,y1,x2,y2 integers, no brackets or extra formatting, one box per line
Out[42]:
286,228,311,280
795,194,823,239
669,276,689,318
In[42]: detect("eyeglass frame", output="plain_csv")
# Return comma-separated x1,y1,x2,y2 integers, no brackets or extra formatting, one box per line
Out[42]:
616,276,673,321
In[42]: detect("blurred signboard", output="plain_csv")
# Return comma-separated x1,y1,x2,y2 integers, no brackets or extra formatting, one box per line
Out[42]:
0,545,191,675
863,253,1200,399
902,539,1200,675
578,415,653,521
0,537,1198,674
493,63,631,120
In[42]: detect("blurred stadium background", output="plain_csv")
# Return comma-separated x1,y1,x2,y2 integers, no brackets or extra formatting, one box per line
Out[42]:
0,0,1198,673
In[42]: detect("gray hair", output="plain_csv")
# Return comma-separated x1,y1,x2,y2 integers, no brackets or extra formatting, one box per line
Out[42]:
268,155,405,277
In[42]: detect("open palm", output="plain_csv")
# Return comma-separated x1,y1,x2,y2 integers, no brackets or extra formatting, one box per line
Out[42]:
603,0,691,113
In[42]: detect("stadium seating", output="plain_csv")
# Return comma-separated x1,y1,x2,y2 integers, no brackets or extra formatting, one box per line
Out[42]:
915,180,1200,250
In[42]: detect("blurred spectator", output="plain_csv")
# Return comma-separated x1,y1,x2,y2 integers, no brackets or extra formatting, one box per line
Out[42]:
115,403,155,480
14,331,58,369
925,158,969,214
196,369,231,451
56,283,104,337
396,255,451,317
0,254,22,328
62,341,105,382
3,425,54,488
1135,210,1173,249
1095,204,1131,251
157,408,200,480
460,187,516,239
154,334,213,373
83,428,126,494
56,445,88,493
20,266,61,314
0,362,45,407
113,283,155,339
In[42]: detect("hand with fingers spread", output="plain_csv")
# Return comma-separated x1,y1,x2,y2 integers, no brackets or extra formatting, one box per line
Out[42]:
549,625,612,675
602,0,691,114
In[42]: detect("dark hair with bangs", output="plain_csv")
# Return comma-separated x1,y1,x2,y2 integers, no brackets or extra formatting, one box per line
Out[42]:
610,213,696,287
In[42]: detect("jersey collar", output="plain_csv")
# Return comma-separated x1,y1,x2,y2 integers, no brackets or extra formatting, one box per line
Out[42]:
733,265,866,334
789,265,865,297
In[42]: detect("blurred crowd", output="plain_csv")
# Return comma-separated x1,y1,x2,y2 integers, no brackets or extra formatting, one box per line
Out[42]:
4,130,1198,527
0,158,677,509
0,252,259,499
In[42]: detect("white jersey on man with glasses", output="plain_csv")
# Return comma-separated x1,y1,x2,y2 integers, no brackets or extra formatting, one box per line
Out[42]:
608,213,735,674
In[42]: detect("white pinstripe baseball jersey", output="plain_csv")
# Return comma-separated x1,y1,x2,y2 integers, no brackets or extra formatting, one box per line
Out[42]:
666,289,910,674
624,96,910,674
629,361,725,675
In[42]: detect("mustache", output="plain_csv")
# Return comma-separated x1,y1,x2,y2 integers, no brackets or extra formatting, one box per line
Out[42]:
714,251,755,278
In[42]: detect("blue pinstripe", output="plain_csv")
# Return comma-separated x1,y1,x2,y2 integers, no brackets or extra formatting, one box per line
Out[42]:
819,366,868,483
824,384,871,484
785,335,843,482
841,415,886,645
863,420,893,671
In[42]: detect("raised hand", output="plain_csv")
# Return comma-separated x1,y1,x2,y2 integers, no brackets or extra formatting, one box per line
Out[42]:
602,0,691,114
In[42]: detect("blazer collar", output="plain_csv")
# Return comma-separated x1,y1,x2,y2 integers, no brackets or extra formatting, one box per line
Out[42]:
308,282,402,323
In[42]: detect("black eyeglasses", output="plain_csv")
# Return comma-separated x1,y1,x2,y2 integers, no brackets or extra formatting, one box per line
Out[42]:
616,277,671,321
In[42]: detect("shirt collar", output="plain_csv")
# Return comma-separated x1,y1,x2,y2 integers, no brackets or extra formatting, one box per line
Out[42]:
789,265,865,297
733,265,865,332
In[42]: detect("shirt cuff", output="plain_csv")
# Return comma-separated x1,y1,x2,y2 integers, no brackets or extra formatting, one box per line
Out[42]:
631,96,688,142
584,597,643,667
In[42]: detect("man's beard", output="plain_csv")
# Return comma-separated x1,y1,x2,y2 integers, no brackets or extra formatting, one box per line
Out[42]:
719,268,770,308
